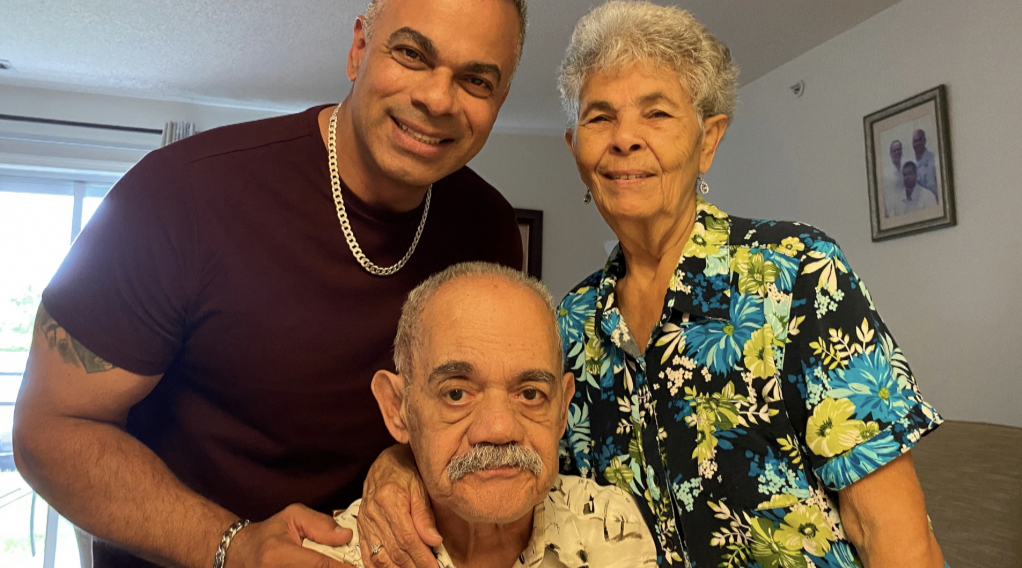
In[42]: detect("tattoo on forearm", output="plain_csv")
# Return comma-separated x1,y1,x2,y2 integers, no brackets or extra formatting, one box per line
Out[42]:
36,304,116,373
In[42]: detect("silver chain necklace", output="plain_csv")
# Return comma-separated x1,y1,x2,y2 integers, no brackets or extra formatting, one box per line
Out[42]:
328,104,431,276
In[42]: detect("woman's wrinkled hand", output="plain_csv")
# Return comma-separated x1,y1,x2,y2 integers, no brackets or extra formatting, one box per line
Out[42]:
357,444,442,568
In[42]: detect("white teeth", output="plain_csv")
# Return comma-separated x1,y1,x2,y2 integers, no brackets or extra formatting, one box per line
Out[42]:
398,122,443,145
613,174,650,180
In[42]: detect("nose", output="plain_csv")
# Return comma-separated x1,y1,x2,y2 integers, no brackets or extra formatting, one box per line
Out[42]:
410,69,458,117
610,116,646,155
466,390,523,447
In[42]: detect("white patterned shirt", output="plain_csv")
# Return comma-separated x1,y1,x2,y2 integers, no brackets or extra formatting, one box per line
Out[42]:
303,475,658,567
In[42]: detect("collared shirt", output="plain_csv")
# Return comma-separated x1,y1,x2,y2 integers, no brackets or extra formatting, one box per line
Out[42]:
882,164,905,218
304,475,657,567
557,197,943,567
889,184,939,217
914,149,939,195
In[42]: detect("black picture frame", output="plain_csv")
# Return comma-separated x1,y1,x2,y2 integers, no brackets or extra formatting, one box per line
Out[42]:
863,85,956,241
514,209,543,280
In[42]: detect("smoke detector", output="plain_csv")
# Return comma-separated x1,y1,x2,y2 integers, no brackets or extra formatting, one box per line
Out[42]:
790,80,805,97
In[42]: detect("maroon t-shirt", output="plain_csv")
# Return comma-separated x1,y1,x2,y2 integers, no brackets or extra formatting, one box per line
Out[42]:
42,105,522,567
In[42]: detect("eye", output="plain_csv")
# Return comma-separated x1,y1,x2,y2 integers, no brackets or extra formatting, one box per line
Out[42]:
392,46,428,68
398,47,421,61
462,76,495,97
445,389,465,402
649,110,671,119
521,388,545,402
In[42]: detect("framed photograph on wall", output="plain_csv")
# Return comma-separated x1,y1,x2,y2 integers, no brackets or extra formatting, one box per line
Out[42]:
863,85,956,241
514,209,543,280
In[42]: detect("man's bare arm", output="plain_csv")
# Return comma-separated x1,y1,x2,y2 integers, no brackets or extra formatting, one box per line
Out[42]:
14,303,352,568
838,451,944,567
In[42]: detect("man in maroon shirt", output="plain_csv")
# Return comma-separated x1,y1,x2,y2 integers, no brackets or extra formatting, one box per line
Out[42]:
13,1,527,568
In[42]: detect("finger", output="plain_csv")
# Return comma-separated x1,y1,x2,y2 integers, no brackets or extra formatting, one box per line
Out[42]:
386,525,438,568
409,482,441,547
359,517,413,568
285,504,354,547
357,512,423,568
362,491,436,568
361,545,423,568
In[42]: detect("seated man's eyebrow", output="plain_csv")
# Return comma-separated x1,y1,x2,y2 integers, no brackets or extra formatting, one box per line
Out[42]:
387,27,439,60
428,360,475,384
518,369,558,385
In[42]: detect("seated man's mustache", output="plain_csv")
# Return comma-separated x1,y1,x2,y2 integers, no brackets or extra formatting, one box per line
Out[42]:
446,443,543,481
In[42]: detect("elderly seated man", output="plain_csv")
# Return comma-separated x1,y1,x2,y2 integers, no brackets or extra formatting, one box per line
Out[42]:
304,262,656,567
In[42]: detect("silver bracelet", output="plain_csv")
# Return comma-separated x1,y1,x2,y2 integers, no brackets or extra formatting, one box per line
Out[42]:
212,519,251,568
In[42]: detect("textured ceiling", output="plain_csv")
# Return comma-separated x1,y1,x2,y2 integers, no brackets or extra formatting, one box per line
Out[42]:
0,0,903,134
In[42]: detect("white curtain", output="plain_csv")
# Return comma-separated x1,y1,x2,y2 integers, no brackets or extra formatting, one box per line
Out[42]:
160,121,196,147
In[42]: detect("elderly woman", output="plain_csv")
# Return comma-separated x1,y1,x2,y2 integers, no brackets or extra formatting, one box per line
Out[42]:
354,3,946,568
552,2,945,568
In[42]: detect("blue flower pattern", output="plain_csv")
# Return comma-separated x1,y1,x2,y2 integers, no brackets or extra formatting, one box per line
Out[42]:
557,198,944,567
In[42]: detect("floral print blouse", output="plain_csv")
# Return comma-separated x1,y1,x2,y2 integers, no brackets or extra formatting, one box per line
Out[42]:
557,197,943,568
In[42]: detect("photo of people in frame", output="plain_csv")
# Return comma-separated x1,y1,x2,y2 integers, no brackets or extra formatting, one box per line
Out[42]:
864,85,956,241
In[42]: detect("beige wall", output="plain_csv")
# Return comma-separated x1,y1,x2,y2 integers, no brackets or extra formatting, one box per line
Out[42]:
470,133,616,299
708,0,1022,427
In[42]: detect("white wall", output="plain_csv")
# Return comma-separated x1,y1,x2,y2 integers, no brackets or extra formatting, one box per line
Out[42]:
709,0,1022,427
471,133,616,299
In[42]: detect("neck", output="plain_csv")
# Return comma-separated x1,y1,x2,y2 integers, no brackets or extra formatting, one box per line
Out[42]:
433,503,534,568
915,149,924,160
611,200,698,285
906,185,916,198
318,102,430,213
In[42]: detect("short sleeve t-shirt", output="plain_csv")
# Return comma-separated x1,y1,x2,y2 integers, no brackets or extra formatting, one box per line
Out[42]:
43,105,522,567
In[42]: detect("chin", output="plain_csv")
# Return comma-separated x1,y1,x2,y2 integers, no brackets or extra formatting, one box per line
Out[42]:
451,495,537,525
379,154,462,187
446,476,546,524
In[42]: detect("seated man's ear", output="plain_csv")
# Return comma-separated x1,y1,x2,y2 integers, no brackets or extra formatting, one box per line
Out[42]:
371,370,411,444
557,371,576,436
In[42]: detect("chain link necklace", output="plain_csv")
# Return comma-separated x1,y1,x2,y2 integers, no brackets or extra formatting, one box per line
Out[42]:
328,104,432,276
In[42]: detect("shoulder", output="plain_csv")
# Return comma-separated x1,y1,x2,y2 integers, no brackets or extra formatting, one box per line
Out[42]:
105,107,322,209
545,476,658,566
154,106,322,168
548,475,644,521
727,215,849,265
728,215,836,250
560,270,605,306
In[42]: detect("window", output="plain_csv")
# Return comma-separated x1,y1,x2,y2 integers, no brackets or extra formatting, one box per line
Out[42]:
1,173,115,568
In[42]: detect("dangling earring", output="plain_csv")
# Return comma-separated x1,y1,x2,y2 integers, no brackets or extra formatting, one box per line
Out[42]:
697,176,710,195
583,188,592,203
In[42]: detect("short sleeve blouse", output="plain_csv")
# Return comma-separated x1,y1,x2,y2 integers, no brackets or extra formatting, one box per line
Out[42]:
556,197,943,567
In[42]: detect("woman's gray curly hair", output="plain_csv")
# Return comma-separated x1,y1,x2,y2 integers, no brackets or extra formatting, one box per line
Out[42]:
558,1,739,128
